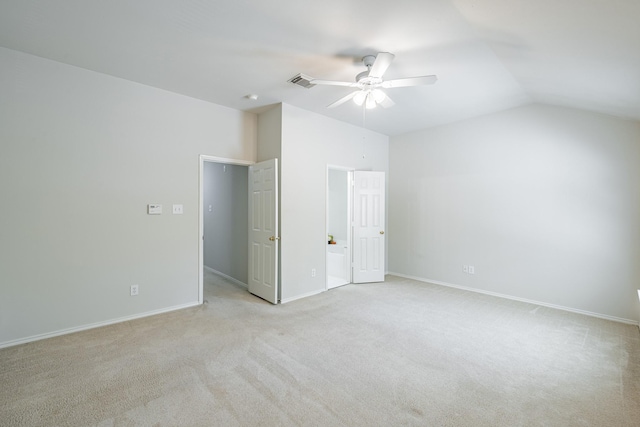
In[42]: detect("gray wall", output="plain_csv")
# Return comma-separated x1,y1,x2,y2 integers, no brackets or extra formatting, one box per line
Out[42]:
0,47,256,347
389,104,640,322
203,162,248,284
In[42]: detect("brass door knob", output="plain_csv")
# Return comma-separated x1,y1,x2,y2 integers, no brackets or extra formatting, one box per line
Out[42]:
269,236,280,241
379,231,385,235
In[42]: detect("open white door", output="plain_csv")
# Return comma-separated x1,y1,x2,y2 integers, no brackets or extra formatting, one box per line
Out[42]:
353,171,385,283
248,159,279,304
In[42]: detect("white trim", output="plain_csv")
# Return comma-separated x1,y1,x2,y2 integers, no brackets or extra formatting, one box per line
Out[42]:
204,265,248,289
387,272,640,326
200,155,254,166
280,289,325,304
0,301,200,349
199,155,255,306
326,164,355,172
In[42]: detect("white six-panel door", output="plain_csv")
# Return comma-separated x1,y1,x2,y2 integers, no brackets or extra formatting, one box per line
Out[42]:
248,159,279,304
353,171,385,283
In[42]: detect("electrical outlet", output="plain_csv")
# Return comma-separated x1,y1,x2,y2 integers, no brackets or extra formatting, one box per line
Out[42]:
130,285,139,296
463,265,469,273
172,204,183,215
468,266,475,274
311,268,316,277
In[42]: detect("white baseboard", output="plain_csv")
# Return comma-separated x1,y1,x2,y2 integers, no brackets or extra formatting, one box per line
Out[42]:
387,272,639,326
281,289,325,304
204,266,247,289
0,301,201,349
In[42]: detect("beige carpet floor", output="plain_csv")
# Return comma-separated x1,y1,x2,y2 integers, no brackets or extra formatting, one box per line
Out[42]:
1,271,639,426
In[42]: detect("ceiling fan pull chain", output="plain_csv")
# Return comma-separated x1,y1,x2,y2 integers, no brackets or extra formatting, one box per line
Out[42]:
362,102,366,128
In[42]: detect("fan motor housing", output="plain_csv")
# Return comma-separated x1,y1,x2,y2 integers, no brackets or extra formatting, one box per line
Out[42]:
362,55,376,67
356,72,382,87
356,55,382,86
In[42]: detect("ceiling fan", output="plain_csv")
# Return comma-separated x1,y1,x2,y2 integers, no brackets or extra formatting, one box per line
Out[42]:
306,52,437,109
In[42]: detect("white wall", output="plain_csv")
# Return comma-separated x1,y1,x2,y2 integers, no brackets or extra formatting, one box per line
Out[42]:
256,105,283,298
389,104,640,322
257,105,282,163
0,47,257,347
279,104,389,302
203,162,248,284
328,169,349,243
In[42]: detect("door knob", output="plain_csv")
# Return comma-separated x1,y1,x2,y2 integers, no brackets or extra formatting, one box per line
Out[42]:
379,231,385,235
269,236,280,241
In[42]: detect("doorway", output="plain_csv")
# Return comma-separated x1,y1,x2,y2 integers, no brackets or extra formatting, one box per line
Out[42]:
326,167,353,289
326,168,386,290
198,155,253,304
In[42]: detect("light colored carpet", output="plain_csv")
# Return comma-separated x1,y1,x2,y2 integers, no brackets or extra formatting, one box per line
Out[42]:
1,272,639,426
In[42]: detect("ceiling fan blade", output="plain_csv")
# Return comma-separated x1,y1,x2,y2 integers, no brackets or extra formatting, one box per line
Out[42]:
327,91,358,108
381,75,438,88
379,95,395,108
368,52,395,78
310,79,358,87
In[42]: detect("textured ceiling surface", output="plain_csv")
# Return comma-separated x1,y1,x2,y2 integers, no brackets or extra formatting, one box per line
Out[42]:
1,0,638,136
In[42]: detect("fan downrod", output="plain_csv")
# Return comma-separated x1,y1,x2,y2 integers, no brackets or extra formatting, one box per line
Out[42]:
356,55,381,84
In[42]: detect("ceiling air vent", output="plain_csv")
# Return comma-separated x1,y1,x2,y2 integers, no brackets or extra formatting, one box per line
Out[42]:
288,73,316,88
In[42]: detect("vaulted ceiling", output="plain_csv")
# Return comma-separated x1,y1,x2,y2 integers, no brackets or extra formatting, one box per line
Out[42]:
1,0,638,136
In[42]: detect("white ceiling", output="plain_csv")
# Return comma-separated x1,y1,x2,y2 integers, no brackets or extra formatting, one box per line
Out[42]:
1,0,638,136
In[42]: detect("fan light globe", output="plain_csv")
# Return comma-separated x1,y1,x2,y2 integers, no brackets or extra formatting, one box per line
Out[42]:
365,93,377,109
353,91,367,106
372,89,386,103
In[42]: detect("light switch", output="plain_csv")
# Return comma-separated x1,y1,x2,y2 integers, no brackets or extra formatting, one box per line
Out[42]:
173,204,184,215
148,204,162,215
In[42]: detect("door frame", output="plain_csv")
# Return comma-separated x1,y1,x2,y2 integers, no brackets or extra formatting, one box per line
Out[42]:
198,155,254,304
325,165,354,290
